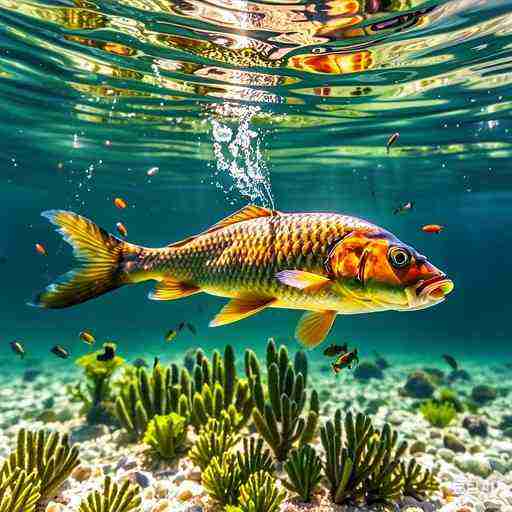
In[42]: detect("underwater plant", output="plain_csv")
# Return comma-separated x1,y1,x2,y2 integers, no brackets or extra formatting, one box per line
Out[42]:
78,476,141,512
236,437,275,482
142,413,187,461
320,411,408,506
0,464,40,512
400,459,439,500
1,429,80,501
74,342,125,424
283,444,322,502
202,454,242,507
420,400,457,428
248,339,319,461
189,416,240,470
238,470,286,512
437,388,465,413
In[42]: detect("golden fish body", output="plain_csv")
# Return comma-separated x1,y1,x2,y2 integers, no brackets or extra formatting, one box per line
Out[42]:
32,205,454,348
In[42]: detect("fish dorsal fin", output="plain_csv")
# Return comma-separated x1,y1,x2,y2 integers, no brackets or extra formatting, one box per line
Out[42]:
295,310,336,348
168,205,280,249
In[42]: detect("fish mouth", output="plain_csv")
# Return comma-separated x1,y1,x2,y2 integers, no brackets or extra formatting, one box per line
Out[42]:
415,275,454,300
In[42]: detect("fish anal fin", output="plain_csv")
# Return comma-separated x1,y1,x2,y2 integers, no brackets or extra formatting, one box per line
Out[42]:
210,296,276,327
276,270,332,292
295,310,336,348
149,279,201,301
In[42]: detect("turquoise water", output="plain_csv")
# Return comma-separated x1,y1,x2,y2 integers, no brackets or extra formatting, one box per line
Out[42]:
1,0,511,367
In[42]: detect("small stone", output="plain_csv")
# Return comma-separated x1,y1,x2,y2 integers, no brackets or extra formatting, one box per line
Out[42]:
403,371,435,398
177,481,203,502
471,385,497,405
353,361,384,381
152,500,172,512
487,456,508,474
155,481,168,498
409,440,427,455
499,415,512,430
453,454,493,478
438,448,455,462
135,471,153,488
23,368,42,382
444,434,466,453
185,467,201,482
143,487,155,500
448,369,471,382
70,424,109,443
37,410,58,423
503,427,512,438
45,503,65,512
71,464,93,482
463,416,488,437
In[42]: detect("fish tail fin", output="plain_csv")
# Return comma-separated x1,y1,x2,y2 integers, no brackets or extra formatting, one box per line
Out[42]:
29,210,138,309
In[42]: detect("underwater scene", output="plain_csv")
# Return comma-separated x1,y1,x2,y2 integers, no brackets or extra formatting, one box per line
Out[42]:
1,0,512,511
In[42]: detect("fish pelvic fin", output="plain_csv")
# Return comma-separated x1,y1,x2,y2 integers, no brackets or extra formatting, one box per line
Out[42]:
295,310,336,348
30,210,136,309
209,296,276,327
276,269,332,292
149,278,201,301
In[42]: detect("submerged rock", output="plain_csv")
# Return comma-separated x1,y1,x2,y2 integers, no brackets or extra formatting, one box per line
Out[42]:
403,371,435,398
463,415,489,437
448,369,471,382
23,368,42,382
499,415,512,430
354,361,384,381
70,423,109,443
409,440,427,455
443,433,466,453
471,385,497,404
423,367,446,382
453,454,493,478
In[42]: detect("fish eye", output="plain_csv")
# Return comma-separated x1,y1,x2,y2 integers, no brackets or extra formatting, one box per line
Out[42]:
388,246,411,268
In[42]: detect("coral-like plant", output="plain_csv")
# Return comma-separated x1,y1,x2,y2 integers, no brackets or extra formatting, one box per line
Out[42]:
283,445,322,502
236,437,275,482
238,470,286,512
420,400,457,428
320,411,407,507
143,413,187,461
437,388,464,413
189,416,240,470
0,464,40,512
202,454,241,507
78,476,141,512
400,459,439,500
248,339,319,461
75,343,125,424
1,429,80,501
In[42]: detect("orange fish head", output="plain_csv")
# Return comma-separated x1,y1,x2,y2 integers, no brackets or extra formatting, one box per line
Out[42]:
329,231,454,310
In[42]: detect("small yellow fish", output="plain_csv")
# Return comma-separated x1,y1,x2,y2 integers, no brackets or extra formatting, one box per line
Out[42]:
79,330,95,345
10,340,25,359
386,132,400,154
165,329,177,342
114,197,127,209
116,222,128,237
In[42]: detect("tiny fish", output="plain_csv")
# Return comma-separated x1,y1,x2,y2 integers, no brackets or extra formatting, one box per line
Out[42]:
79,330,95,345
332,348,359,374
147,167,159,177
165,329,177,342
393,201,414,215
422,224,443,234
116,222,128,237
35,243,47,256
386,132,399,154
442,354,458,371
51,345,70,359
113,197,127,209
97,344,115,362
177,321,186,332
186,323,197,335
10,340,25,359
323,342,348,358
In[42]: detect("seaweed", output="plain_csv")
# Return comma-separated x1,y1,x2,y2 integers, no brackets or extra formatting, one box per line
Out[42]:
75,342,125,424
400,459,439,500
248,339,319,461
189,416,240,470
283,444,322,502
78,476,141,512
1,429,80,501
236,437,275,481
142,413,187,461
320,411,408,507
437,388,465,413
0,464,40,512
202,454,242,507
420,400,457,428
238,470,286,512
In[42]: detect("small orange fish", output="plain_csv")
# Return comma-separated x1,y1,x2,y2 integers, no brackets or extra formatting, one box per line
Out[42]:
114,197,127,209
422,224,443,234
116,222,128,237
35,243,47,256
386,132,399,154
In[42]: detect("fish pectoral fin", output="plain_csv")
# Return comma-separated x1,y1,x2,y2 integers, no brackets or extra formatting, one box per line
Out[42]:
276,270,332,292
295,310,336,348
209,296,276,327
148,278,201,301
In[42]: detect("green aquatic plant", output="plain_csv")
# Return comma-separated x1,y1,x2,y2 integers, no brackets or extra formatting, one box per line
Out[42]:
189,416,239,470
238,470,286,512
2,429,80,500
400,459,439,500
283,444,322,502
78,476,141,512
320,411,407,506
202,454,242,507
438,388,464,413
420,400,457,428
0,464,40,512
236,437,275,482
75,342,125,424
248,339,319,461
143,413,187,461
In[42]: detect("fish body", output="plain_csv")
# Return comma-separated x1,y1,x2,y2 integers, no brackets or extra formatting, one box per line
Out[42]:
31,205,454,348
442,354,458,371
114,197,127,209
165,329,178,342
386,132,399,154
79,330,95,345
116,222,128,237
393,201,413,215
332,348,359,373
51,345,70,359
323,342,348,357
10,340,25,358
35,243,47,256
422,224,443,234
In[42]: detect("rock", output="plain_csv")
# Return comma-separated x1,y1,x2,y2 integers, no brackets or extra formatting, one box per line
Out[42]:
453,454,493,478
71,464,93,482
155,481,169,498
503,428,512,438
375,356,390,370
443,434,466,453
36,410,58,423
185,507,203,512
353,361,384,381
448,369,471,382
365,398,387,415
499,415,512,430
23,368,42,382
70,424,109,443
471,385,497,405
135,471,153,488
45,503,65,512
423,367,446,382
177,481,203,501
56,408,74,422
487,456,508,474
184,467,201,482
462,415,488,437
152,500,172,512
438,448,455,462
409,440,427,455
403,371,435,398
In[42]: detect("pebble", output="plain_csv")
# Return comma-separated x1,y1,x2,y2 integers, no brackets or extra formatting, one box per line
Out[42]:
71,464,93,482
45,503,65,512
151,500,172,512
177,481,203,501
453,454,493,478
444,434,467,453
